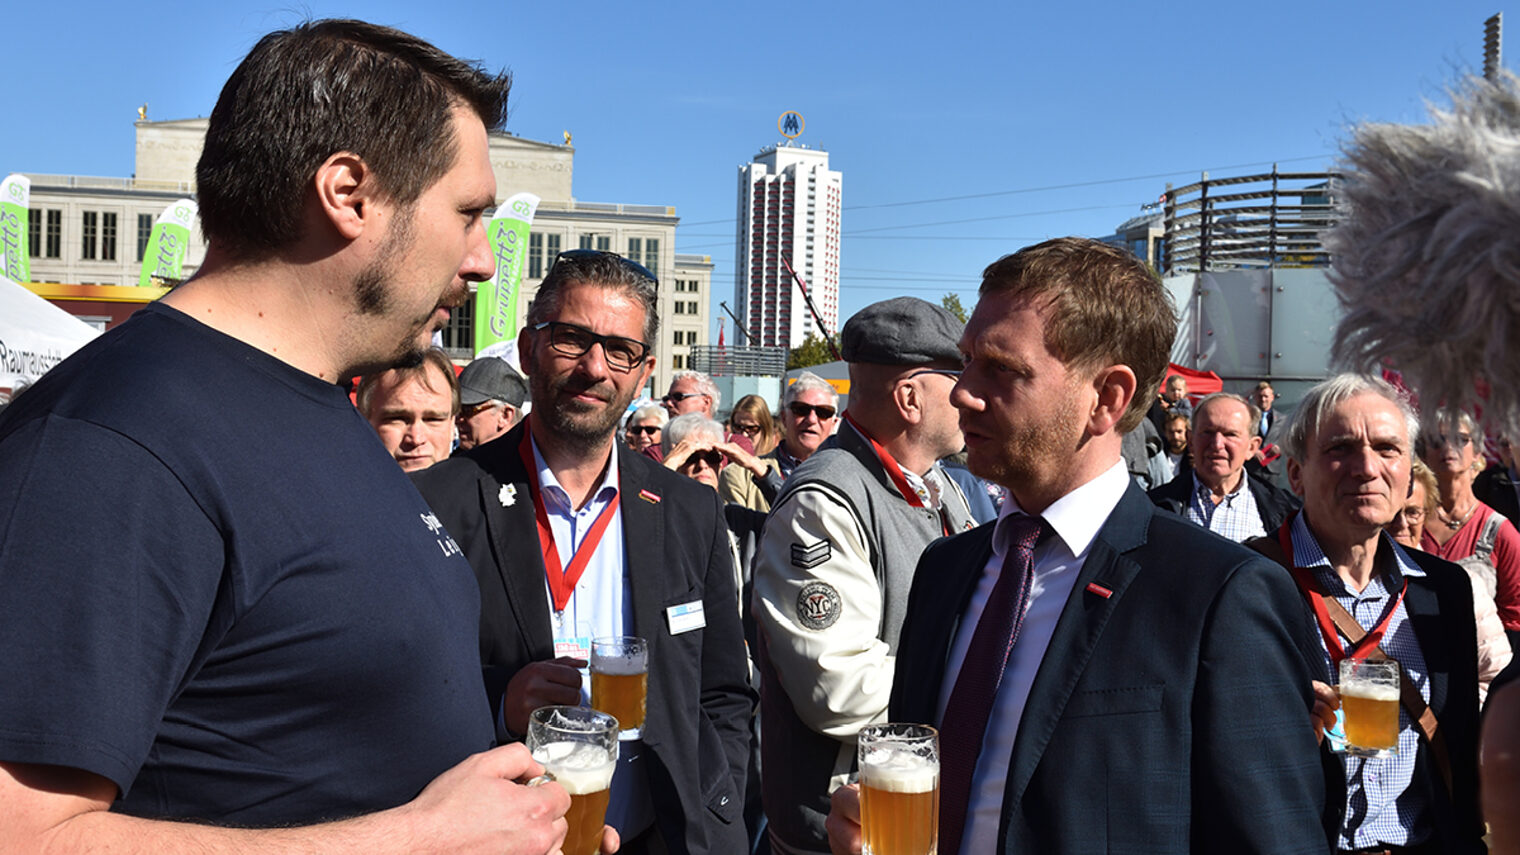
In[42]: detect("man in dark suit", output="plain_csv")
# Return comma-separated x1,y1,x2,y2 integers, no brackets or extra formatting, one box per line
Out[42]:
1148,391,1300,542
1272,374,1484,853
413,250,753,855
827,237,1326,855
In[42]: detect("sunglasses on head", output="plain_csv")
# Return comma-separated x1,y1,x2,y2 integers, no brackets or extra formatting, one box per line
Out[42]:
628,425,662,436
552,249,659,286
787,402,837,421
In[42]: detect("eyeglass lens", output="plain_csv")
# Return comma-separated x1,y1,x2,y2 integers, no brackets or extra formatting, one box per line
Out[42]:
788,402,836,420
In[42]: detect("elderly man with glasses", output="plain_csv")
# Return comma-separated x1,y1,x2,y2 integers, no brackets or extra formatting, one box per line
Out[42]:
413,249,753,855
754,297,976,855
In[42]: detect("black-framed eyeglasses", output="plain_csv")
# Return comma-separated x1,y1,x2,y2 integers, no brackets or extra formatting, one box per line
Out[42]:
905,368,963,382
553,249,658,286
530,321,650,372
787,401,838,421
662,391,710,404
628,424,662,436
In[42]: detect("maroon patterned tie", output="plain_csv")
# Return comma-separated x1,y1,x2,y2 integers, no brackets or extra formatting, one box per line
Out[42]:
936,513,1045,855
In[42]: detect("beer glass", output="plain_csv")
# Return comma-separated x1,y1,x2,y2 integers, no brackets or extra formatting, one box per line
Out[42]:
526,706,618,855
857,723,938,855
591,636,648,739
1338,659,1400,757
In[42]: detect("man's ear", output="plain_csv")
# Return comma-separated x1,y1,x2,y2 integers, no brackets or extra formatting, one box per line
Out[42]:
893,377,923,426
1287,457,1304,495
1089,364,1137,436
313,152,373,241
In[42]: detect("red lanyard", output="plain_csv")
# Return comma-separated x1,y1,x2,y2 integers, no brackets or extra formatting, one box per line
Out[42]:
1278,514,1406,664
843,412,949,535
517,419,621,613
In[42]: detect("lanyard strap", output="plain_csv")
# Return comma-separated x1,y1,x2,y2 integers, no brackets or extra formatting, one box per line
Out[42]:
844,412,927,509
518,420,621,613
1277,514,1406,664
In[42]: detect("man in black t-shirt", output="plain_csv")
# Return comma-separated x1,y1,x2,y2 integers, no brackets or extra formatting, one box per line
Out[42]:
0,20,581,855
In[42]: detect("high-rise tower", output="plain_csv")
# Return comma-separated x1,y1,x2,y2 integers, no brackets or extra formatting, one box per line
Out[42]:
734,144,841,350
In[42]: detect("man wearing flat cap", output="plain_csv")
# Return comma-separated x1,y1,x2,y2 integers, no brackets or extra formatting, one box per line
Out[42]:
754,296,976,855
454,356,528,451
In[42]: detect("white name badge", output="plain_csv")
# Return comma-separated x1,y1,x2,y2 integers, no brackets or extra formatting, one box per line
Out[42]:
665,600,706,635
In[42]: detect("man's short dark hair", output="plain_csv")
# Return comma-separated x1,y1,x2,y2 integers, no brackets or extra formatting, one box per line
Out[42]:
527,251,660,343
197,19,511,260
980,237,1176,433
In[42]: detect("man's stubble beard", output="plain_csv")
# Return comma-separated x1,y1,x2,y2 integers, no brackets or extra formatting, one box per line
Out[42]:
530,369,639,456
352,205,436,369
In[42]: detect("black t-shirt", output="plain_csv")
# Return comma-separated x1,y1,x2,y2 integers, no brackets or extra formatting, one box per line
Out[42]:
0,302,493,824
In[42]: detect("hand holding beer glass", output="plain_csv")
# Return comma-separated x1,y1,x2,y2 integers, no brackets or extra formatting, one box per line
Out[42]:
526,706,618,855
857,723,938,855
1337,659,1400,757
592,636,648,739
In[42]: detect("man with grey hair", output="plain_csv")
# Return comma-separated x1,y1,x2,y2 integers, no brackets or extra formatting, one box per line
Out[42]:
662,369,721,419
455,355,528,451
1257,373,1483,854
413,249,753,855
1148,392,1299,542
775,370,841,480
756,297,975,855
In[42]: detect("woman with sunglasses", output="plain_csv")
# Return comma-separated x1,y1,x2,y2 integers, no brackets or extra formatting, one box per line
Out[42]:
720,395,785,513
1419,409,1520,636
624,403,667,457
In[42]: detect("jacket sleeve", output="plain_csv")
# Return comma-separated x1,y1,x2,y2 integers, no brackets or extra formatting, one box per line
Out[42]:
754,484,892,739
1190,555,1331,853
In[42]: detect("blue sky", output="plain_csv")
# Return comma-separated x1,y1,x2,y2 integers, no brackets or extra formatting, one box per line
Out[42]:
7,1,1509,331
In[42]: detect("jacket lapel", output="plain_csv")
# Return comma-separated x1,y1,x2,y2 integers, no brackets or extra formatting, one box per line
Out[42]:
1401,572,1449,718
480,424,555,661
900,526,996,725
616,448,670,746
1002,485,1151,813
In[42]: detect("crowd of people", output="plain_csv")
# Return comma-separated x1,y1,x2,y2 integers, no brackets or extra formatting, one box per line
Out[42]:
1,17,1518,855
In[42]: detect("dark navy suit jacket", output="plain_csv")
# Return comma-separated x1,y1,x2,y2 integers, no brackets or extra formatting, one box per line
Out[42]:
413,422,754,855
890,483,1329,854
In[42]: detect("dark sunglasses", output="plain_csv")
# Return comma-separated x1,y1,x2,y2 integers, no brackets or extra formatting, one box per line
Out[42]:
787,401,837,421
530,321,650,372
662,391,709,404
628,425,662,436
686,450,725,468
552,249,658,286
730,422,762,436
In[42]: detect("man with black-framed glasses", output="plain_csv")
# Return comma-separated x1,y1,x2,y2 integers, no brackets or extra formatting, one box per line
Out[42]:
754,297,975,855
414,249,753,855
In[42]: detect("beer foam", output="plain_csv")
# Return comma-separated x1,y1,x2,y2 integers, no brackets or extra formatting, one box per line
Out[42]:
1340,681,1400,702
533,742,615,795
860,751,937,794
593,651,647,675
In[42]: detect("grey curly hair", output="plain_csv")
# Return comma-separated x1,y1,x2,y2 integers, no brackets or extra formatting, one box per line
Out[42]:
1326,72,1520,436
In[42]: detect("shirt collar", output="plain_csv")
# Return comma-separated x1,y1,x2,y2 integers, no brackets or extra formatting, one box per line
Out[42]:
1288,512,1425,595
1192,470,1248,503
529,434,620,513
994,460,1129,560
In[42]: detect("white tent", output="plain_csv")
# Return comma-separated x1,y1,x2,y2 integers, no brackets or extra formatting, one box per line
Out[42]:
0,279,99,404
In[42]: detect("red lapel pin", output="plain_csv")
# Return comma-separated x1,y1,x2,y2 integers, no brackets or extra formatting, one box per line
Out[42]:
638,489,661,504
1085,582,1113,599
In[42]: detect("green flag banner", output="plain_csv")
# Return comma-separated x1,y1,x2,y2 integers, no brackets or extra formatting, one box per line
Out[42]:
1,174,31,285
473,192,539,354
137,199,197,288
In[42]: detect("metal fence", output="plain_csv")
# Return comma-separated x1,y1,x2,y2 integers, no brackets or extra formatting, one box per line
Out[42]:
688,345,787,377
1162,168,1341,275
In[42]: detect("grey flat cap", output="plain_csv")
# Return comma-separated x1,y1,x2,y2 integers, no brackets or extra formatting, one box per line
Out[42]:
458,357,528,407
841,297,964,365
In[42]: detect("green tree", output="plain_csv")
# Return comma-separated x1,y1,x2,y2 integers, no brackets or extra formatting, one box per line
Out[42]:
787,333,839,370
941,293,969,323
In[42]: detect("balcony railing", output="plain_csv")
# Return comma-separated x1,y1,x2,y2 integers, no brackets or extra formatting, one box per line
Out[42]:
689,345,787,377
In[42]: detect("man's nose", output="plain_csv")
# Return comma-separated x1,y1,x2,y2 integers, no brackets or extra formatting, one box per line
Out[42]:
459,222,494,283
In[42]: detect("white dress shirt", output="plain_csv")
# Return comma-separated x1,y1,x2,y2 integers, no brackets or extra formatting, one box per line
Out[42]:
934,461,1131,855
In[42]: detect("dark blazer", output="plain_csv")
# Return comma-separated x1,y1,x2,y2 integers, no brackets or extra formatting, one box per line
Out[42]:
1290,542,1485,853
890,484,1328,854
413,423,754,855
1148,468,1301,535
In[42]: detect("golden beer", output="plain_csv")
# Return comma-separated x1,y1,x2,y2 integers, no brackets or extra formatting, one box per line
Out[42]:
1338,659,1400,757
535,743,616,855
527,707,619,855
858,723,938,855
591,636,648,736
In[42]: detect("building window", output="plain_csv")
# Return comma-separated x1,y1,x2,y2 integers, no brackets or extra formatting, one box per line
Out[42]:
578,234,611,252
82,212,98,260
137,213,154,261
627,237,658,279
529,233,543,279
28,209,41,258
545,233,561,272
687,301,699,314
45,210,61,258
674,301,688,316
439,293,475,355
672,354,685,370
101,212,118,262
